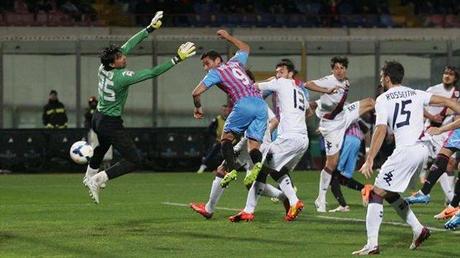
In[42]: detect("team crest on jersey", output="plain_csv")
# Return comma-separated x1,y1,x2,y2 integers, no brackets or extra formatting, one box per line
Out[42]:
123,71,135,77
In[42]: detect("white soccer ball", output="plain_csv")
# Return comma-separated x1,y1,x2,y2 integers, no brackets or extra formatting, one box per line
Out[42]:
70,141,94,164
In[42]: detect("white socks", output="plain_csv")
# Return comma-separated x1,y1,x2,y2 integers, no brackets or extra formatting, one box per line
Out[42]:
317,169,332,203
261,184,284,198
390,197,423,234
439,173,454,202
278,175,299,206
205,177,225,213
244,182,266,213
366,202,383,247
85,166,98,178
93,171,109,185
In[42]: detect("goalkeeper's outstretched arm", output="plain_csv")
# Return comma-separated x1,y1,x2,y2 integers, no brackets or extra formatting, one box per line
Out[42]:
119,42,196,87
121,11,164,55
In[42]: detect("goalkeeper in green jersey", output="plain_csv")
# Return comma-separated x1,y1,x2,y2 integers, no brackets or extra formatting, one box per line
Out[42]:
84,11,196,204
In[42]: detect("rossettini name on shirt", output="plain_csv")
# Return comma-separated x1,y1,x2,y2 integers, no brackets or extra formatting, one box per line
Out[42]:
385,90,416,100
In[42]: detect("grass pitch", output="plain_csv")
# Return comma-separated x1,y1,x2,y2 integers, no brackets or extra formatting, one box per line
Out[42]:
0,171,458,257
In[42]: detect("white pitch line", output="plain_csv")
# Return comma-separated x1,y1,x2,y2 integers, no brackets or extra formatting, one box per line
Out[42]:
161,201,240,211
162,201,459,234
316,215,450,233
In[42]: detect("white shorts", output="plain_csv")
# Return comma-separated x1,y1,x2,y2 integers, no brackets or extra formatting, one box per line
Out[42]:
235,139,270,170
319,101,360,156
422,131,449,159
262,134,309,172
374,143,429,193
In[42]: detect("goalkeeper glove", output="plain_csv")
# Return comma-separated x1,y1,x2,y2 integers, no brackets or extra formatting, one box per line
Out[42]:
172,42,196,64
146,11,163,33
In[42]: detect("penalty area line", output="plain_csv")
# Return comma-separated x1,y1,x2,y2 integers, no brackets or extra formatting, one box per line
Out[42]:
162,201,459,234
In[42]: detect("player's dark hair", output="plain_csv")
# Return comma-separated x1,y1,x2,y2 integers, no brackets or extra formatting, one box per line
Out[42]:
381,61,404,84
330,56,348,69
276,60,295,73
201,50,222,62
100,44,122,70
444,65,459,84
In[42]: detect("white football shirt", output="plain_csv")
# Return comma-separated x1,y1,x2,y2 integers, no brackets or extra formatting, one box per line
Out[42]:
313,74,350,119
258,78,307,136
425,83,458,126
375,85,432,147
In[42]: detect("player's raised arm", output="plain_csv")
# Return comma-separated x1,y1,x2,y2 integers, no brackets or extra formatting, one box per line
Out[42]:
119,42,196,87
217,29,250,53
304,80,339,94
120,11,164,55
429,94,460,116
191,82,207,119
426,95,460,135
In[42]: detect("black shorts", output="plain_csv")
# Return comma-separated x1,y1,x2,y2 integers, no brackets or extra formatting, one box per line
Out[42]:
91,111,139,163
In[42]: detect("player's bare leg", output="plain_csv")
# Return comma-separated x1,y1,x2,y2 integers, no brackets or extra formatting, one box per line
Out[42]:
358,97,375,116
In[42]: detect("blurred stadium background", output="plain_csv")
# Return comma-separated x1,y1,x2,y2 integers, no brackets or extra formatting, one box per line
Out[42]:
1,0,460,172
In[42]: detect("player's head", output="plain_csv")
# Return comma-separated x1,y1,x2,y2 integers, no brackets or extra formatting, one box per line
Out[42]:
380,61,404,89
330,56,348,80
48,90,58,102
275,60,295,79
201,50,223,71
442,65,459,86
100,44,126,70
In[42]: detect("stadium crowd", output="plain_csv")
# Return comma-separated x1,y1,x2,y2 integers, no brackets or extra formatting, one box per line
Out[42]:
0,0,460,27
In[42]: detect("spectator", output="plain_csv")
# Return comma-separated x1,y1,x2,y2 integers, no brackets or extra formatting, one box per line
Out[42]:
14,0,29,13
33,0,54,14
42,90,68,128
60,0,81,21
84,96,97,129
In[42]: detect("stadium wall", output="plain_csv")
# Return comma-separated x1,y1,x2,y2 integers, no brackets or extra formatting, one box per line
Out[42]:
1,27,459,128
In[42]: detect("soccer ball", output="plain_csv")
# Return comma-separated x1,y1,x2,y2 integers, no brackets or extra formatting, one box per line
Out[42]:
70,141,93,164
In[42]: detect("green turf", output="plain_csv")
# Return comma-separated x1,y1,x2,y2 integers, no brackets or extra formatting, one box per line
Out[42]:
0,171,458,257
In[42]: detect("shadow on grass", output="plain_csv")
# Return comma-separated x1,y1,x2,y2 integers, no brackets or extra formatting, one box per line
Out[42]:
109,217,299,246
1,233,111,257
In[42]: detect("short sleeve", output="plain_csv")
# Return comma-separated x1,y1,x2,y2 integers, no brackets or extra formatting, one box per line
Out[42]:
312,76,333,88
375,97,388,126
416,90,432,106
258,78,279,92
201,69,221,88
228,50,249,66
